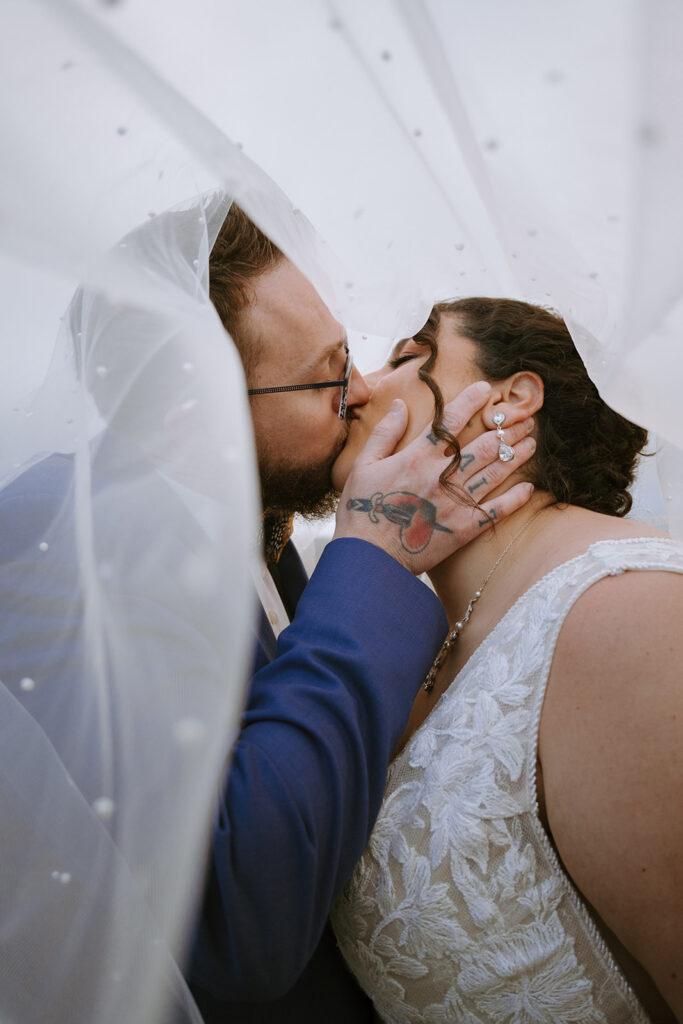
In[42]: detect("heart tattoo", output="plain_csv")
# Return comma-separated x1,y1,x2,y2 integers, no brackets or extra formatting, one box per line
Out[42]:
347,491,452,553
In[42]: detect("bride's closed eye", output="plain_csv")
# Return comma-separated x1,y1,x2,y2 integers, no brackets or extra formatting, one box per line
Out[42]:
387,351,423,370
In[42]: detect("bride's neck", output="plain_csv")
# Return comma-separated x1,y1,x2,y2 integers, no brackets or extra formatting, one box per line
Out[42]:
427,494,554,625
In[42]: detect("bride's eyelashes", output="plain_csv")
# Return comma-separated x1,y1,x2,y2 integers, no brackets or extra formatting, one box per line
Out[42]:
387,352,421,370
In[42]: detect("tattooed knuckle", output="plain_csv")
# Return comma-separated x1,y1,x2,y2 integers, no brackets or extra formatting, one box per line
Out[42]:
466,474,488,495
458,451,476,473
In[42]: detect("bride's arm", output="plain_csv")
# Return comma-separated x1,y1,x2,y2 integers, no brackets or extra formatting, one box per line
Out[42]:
540,569,683,1022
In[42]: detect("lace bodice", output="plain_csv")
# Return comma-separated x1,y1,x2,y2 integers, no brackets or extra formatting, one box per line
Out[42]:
332,538,683,1024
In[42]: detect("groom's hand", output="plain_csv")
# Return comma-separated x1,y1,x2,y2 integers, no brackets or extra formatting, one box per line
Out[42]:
333,382,536,576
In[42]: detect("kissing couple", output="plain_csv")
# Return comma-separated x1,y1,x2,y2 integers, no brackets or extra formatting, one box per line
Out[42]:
1,196,679,1023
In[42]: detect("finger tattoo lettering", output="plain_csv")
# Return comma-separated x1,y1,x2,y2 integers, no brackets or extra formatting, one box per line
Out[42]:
477,507,498,528
459,452,475,472
347,491,452,553
426,432,439,446
467,476,488,495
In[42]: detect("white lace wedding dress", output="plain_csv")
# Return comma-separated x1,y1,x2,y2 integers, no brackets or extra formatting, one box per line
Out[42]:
332,537,683,1024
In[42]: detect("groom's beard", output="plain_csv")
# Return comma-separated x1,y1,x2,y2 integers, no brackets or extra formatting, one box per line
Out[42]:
259,423,349,519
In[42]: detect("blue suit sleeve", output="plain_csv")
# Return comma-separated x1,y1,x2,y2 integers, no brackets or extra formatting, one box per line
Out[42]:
191,538,447,1000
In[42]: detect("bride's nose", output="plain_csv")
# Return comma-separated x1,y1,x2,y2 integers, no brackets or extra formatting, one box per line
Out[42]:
364,366,386,390
361,364,396,404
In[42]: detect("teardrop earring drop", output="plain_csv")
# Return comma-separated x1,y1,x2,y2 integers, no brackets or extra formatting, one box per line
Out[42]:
493,412,515,462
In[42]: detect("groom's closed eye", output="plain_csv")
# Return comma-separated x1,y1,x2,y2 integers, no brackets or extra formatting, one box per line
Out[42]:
320,337,349,378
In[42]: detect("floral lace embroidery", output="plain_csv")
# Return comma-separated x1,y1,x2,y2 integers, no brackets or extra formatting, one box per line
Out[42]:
332,538,683,1023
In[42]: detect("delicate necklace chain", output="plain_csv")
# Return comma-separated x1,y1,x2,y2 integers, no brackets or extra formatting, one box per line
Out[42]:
423,506,548,693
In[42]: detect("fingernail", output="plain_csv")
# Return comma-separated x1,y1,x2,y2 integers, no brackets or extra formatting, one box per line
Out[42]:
474,381,492,394
523,482,535,495
389,398,404,413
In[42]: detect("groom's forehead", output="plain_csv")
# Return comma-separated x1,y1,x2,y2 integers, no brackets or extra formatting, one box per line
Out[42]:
249,261,334,328
244,262,345,366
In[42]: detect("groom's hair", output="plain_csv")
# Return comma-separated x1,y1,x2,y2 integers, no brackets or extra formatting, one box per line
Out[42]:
209,203,284,375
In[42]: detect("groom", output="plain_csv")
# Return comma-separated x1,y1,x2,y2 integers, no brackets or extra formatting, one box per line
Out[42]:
188,205,532,1021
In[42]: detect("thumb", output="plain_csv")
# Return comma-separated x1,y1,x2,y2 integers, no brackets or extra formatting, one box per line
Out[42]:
356,399,408,465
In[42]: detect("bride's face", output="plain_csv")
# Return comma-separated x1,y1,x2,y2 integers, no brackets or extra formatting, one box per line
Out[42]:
331,319,483,490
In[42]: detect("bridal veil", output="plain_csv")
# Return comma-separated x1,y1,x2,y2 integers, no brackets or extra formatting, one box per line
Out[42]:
1,1,682,1021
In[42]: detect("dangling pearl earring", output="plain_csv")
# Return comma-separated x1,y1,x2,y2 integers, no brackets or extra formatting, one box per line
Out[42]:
493,412,515,462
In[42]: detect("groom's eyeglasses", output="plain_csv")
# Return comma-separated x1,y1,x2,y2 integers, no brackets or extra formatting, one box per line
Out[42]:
247,350,354,420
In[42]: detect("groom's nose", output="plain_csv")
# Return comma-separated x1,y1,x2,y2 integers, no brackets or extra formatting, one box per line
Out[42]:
340,364,371,416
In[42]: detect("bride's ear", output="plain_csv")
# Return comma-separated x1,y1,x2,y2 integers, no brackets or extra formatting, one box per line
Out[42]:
483,371,544,428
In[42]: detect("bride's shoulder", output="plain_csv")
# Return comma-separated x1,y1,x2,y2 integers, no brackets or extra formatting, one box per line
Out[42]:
540,505,683,797
536,504,674,568
558,503,670,541
521,505,675,591
548,505,683,625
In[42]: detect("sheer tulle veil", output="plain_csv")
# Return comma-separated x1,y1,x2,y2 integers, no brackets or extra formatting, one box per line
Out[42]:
0,187,261,1020
1,1,682,1020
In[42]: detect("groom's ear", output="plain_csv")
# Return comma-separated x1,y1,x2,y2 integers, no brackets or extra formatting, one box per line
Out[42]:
483,371,544,428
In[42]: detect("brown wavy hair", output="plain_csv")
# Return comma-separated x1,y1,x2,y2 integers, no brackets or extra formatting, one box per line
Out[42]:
209,203,283,376
413,297,648,517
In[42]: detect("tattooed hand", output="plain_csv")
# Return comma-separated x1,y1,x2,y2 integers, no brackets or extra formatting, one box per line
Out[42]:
346,492,452,554
333,382,536,575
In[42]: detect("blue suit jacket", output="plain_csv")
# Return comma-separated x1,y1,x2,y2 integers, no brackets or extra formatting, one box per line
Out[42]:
192,541,376,1022
0,446,448,1022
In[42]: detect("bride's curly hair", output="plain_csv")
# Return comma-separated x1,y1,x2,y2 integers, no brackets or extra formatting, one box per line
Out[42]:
414,297,648,517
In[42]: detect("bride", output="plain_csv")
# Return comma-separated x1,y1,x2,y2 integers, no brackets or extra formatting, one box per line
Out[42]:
330,297,683,1023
